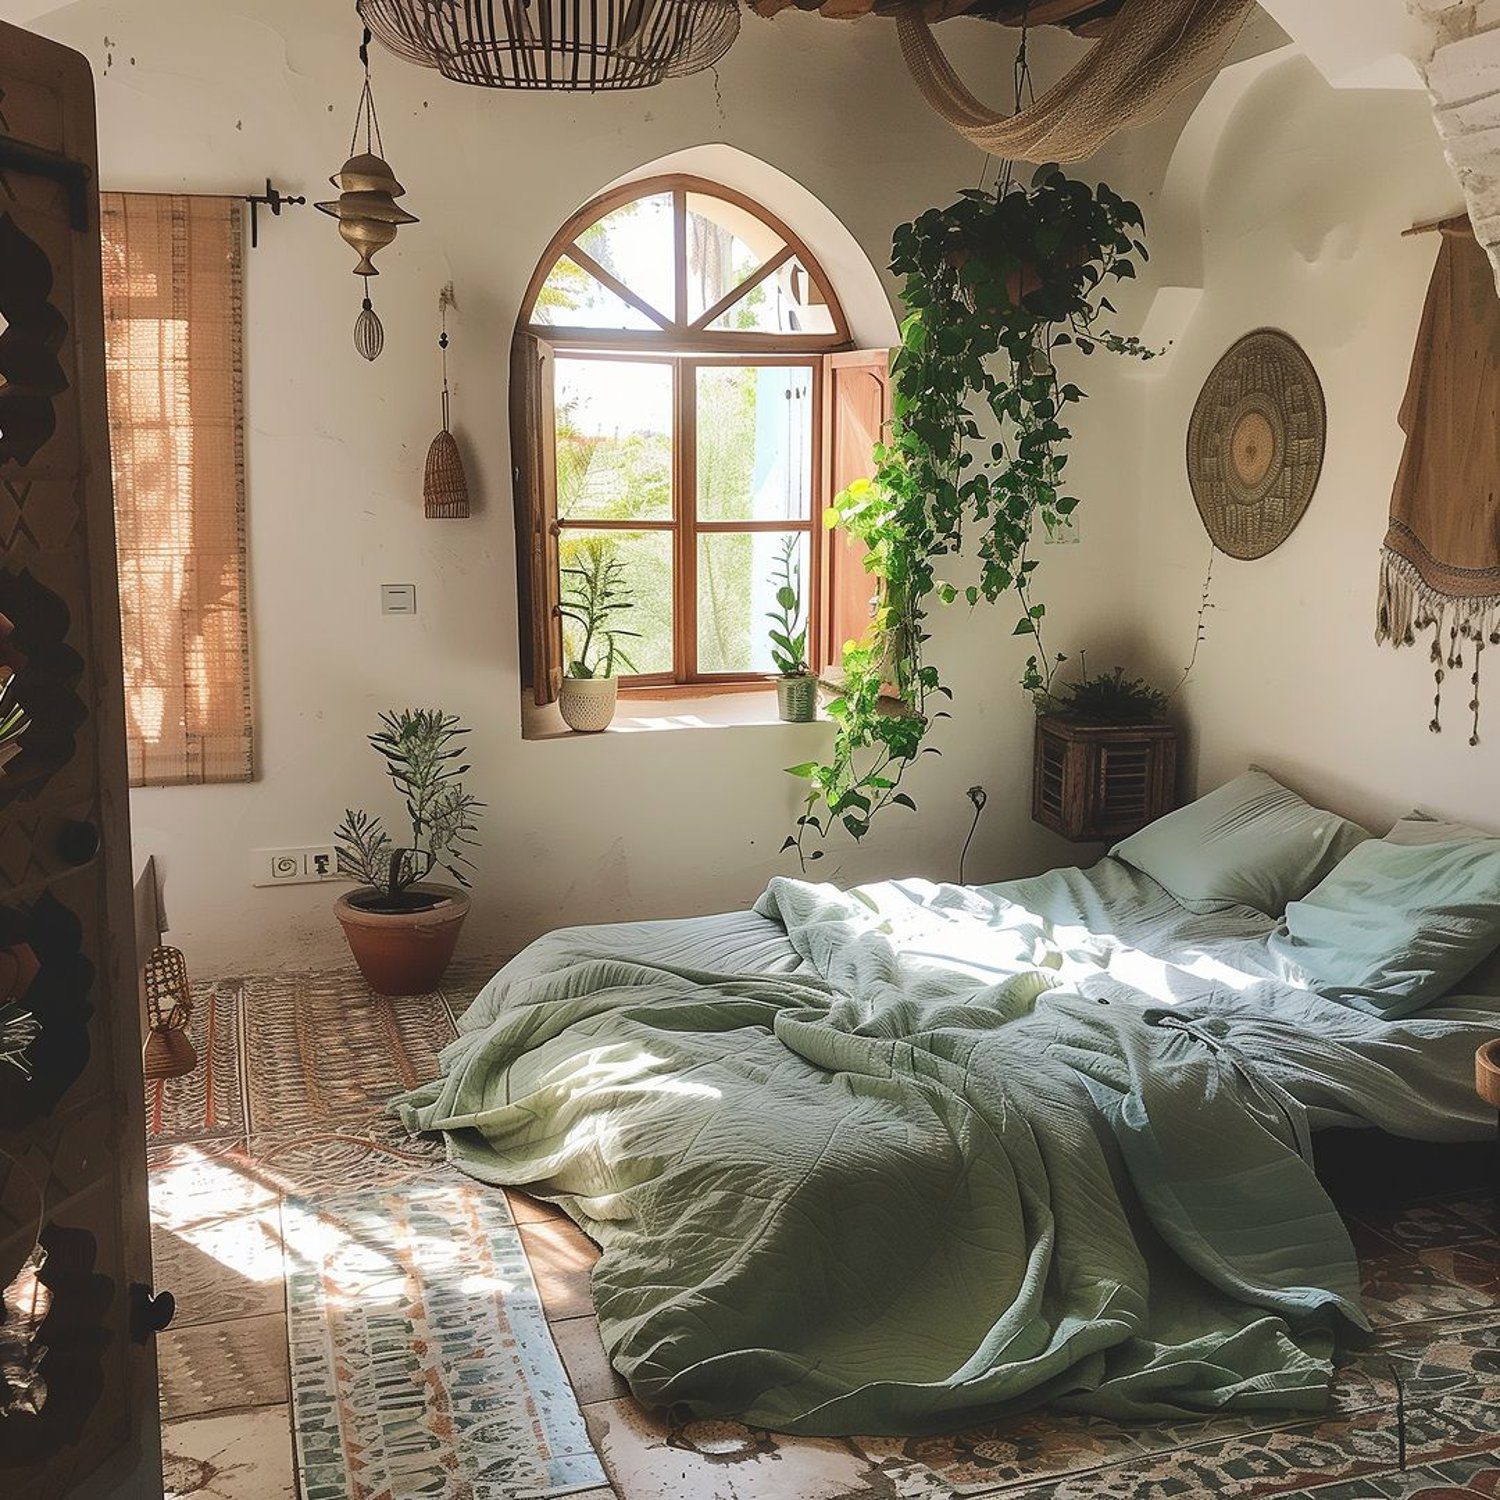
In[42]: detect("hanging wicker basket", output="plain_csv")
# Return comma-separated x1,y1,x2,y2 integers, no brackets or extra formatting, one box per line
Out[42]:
424,427,469,518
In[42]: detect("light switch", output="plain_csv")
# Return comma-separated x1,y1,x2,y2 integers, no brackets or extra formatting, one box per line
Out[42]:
381,583,416,615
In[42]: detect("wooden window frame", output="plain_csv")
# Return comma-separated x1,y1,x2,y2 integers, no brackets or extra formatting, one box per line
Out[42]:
520,175,855,695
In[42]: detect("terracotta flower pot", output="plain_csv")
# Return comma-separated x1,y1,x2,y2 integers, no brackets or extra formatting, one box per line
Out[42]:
334,884,470,997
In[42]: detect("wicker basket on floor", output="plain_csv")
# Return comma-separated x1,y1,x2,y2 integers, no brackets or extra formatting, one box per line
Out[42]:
141,944,198,1082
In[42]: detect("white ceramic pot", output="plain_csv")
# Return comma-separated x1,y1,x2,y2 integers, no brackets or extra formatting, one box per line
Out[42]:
558,675,618,732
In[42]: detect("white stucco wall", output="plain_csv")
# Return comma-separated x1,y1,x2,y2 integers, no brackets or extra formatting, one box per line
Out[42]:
1119,51,1495,834
28,1,1154,973
33,1,1476,976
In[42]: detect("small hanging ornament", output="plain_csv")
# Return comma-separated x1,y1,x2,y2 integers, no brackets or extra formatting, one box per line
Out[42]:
316,26,417,360
423,284,469,518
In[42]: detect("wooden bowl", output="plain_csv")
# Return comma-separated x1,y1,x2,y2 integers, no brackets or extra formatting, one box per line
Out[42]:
1477,1038,1500,1111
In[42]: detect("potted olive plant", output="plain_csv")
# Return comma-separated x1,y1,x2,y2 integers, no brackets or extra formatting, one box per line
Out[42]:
558,538,639,732
768,535,816,722
333,708,483,996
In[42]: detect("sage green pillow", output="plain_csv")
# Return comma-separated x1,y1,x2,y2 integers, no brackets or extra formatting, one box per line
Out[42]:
1385,809,1497,846
1110,769,1371,916
1269,836,1500,1018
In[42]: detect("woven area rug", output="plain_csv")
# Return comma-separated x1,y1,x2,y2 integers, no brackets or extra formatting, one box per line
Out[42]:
147,979,249,1144
241,973,458,1131
284,1178,606,1500
862,1191,1500,1499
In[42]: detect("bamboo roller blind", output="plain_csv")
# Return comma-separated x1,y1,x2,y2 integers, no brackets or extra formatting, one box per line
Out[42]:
101,193,253,786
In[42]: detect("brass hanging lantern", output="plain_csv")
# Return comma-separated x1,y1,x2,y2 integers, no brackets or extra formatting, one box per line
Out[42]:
317,27,417,360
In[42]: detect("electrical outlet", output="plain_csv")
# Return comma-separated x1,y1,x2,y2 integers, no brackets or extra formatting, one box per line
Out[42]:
250,846,345,888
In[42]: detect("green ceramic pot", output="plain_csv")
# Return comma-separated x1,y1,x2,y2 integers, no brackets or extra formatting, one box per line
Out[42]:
776,674,817,723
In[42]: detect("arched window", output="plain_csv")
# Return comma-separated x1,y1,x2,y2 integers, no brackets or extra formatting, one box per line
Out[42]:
513,174,887,704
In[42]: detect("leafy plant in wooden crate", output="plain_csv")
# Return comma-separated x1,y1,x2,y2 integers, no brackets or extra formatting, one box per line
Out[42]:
785,165,1156,864
1033,659,1168,723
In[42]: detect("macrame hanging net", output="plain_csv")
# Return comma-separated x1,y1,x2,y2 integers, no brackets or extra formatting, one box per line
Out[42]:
896,0,1257,163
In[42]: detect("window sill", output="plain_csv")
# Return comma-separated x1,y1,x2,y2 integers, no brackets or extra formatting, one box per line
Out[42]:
521,687,833,741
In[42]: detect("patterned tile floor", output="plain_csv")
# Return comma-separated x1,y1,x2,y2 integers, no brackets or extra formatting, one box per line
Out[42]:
147,959,1500,1500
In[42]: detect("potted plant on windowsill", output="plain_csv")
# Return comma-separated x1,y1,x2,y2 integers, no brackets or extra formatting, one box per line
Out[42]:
769,535,816,723
333,708,484,996
558,537,639,733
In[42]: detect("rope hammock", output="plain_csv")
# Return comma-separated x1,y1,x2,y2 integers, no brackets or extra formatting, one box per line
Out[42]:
896,0,1258,163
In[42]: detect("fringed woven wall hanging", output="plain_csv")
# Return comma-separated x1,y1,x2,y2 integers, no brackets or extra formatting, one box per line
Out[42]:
316,26,418,360
358,0,739,91
1378,216,1500,745
424,284,470,519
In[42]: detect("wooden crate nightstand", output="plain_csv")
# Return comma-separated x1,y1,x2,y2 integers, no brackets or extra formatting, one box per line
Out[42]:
1032,715,1179,843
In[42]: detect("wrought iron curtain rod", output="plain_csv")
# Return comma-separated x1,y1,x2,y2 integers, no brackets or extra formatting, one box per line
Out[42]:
244,179,308,247
89,181,309,246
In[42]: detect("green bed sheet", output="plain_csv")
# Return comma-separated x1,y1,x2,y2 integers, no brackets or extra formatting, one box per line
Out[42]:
395,859,1499,1436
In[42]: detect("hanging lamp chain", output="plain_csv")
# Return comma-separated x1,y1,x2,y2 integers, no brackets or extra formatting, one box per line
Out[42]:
349,26,387,159
439,302,451,431
996,1,1032,198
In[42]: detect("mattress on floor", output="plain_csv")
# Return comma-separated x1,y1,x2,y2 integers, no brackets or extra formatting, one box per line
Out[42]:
398,857,1500,1437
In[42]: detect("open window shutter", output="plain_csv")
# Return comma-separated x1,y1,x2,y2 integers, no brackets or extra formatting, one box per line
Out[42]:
819,348,891,674
510,331,562,705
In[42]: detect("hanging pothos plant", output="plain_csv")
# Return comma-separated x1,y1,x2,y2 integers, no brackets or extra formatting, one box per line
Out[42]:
785,164,1157,865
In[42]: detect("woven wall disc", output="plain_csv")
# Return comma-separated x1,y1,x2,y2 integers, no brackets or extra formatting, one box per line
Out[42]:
1186,328,1326,560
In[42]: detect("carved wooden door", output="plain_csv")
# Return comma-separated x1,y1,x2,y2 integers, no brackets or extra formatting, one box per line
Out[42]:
0,20,163,1499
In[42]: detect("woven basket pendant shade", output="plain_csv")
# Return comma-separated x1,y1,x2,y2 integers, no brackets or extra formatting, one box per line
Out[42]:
425,287,470,518
424,430,468,517
358,0,739,91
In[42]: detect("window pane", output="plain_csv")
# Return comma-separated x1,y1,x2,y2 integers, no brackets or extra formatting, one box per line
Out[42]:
697,365,813,523
707,257,836,336
532,253,657,330
560,529,674,678
556,359,672,523
698,531,810,676
686,192,785,324
574,191,675,323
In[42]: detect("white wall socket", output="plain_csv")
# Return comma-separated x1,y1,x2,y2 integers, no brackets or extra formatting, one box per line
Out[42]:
250,846,343,888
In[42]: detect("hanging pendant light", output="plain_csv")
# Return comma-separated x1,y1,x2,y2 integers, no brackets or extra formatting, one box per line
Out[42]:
423,285,470,518
316,27,418,359
357,0,738,91
354,298,385,361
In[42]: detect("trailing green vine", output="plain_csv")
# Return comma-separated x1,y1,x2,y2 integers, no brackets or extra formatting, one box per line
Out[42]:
785,164,1157,865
